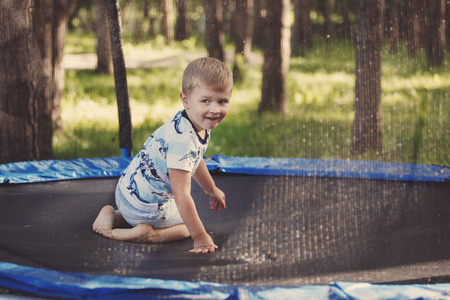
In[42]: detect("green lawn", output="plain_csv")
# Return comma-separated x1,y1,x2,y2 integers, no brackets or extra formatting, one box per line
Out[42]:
54,32,449,166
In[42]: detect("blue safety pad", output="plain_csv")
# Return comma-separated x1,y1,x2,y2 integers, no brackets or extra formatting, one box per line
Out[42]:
211,155,450,182
0,157,220,184
0,157,132,184
0,262,449,300
1,155,449,184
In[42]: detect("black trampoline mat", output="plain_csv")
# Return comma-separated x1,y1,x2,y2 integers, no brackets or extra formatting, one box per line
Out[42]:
0,175,449,286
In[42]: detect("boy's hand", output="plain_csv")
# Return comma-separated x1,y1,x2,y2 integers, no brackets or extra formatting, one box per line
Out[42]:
190,233,218,253
208,187,226,211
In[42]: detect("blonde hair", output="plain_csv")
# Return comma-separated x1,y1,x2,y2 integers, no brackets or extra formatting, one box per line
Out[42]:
182,57,233,95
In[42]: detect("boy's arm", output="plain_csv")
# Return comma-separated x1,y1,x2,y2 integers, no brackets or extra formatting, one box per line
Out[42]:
193,158,226,211
169,168,218,253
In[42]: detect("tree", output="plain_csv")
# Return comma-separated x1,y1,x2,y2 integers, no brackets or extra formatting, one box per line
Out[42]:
52,0,73,130
258,0,291,114
205,0,225,61
385,0,399,53
424,0,445,68
143,0,158,38
352,0,384,155
446,0,450,50
404,0,421,57
0,0,72,163
231,0,254,81
161,0,175,44
175,0,191,40
97,0,114,75
292,0,312,56
252,0,266,49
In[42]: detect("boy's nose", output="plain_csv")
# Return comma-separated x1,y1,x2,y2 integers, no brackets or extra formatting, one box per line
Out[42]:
209,103,220,114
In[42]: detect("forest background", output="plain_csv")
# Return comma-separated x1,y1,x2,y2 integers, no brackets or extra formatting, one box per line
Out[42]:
0,0,449,167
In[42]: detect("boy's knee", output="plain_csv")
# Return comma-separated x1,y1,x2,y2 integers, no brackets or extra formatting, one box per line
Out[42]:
101,205,115,212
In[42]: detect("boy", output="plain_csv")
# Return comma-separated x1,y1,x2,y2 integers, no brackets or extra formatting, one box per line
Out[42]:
93,57,232,254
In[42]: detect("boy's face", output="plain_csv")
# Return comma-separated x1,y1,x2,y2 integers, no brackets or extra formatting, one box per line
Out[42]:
180,84,231,133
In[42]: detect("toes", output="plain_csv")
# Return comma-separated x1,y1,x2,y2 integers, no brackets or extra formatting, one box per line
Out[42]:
189,246,218,253
93,226,112,238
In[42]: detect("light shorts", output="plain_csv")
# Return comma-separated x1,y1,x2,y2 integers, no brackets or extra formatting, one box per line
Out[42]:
115,184,184,229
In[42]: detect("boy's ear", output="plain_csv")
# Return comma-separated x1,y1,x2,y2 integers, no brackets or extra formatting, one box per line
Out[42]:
180,92,189,108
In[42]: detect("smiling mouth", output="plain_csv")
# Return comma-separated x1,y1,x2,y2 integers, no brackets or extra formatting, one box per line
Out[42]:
205,116,220,121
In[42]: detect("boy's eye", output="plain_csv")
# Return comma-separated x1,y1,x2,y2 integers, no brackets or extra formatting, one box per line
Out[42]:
201,99,210,103
219,99,229,104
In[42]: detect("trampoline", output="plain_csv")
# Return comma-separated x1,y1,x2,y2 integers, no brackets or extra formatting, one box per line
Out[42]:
0,155,449,299
1,0,449,297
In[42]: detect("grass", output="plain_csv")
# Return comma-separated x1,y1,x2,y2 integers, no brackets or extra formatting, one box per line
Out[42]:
55,32,449,166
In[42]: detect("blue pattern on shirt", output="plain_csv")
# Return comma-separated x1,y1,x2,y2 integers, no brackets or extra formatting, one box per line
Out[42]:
118,110,210,205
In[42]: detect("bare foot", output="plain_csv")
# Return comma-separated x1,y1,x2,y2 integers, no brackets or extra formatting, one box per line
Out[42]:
92,205,116,237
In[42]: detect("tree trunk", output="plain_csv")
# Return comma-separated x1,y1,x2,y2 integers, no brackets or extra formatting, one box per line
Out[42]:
231,0,253,59
205,0,225,61
175,0,191,40
353,0,384,155
232,0,254,81
386,0,399,53
252,0,266,48
33,0,71,132
424,0,445,68
143,0,158,38
161,0,174,45
0,0,53,163
405,0,421,57
292,0,312,56
97,0,114,75
52,0,71,131
446,0,450,50
258,0,290,114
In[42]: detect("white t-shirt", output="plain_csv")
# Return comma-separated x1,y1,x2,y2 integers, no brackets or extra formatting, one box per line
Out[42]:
118,110,210,205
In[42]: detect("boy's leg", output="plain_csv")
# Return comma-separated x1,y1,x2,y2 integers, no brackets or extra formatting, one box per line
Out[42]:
92,205,128,237
110,223,190,243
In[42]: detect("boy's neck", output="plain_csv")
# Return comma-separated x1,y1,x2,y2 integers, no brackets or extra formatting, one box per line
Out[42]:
181,110,208,142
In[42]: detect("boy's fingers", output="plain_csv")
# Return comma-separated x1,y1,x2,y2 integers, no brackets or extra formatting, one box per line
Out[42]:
189,245,218,253
206,245,217,253
209,198,226,211
209,199,218,210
